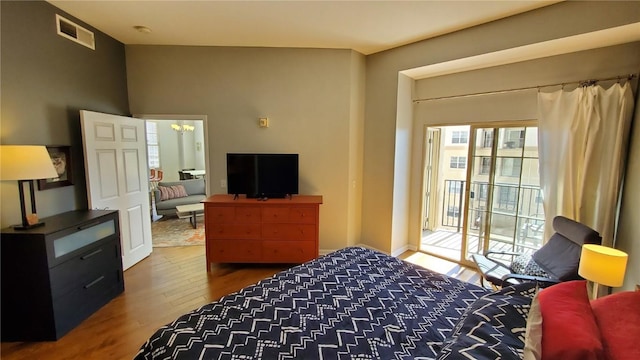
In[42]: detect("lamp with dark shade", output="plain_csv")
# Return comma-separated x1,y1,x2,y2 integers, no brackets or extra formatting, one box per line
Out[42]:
0,145,58,230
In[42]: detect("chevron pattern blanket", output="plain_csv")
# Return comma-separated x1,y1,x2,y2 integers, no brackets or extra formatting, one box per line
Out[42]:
135,247,488,360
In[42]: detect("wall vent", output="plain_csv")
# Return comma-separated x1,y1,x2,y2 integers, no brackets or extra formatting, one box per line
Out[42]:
56,14,95,50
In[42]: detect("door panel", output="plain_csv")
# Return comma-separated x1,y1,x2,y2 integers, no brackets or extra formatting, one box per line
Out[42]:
126,205,145,250
123,149,142,193
81,110,152,270
96,150,119,199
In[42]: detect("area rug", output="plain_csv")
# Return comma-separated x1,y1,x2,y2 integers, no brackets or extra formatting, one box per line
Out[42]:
151,215,205,247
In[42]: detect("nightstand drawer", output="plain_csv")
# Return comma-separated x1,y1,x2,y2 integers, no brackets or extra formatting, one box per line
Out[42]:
49,239,120,300
52,267,123,337
49,218,116,266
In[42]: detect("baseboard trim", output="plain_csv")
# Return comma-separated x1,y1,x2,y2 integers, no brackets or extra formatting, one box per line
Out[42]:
320,244,417,258
319,248,339,256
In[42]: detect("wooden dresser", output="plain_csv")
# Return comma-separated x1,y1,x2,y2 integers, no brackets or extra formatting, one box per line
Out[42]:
0,210,124,341
203,194,322,269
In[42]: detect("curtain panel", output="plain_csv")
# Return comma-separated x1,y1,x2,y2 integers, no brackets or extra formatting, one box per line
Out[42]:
537,82,635,246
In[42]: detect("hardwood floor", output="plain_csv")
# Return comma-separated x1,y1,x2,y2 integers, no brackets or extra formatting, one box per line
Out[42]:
0,246,481,359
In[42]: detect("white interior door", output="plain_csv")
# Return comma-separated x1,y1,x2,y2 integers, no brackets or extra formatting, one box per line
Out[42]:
80,110,153,270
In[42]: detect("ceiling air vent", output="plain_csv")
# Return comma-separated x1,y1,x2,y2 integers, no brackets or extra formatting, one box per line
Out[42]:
56,14,95,50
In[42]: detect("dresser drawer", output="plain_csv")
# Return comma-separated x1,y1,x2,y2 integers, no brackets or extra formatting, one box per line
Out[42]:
262,224,316,241
262,206,317,223
263,241,316,263
262,207,290,223
288,207,316,224
210,240,262,262
207,224,261,239
207,206,235,223
207,206,261,223
52,267,123,337
49,239,120,300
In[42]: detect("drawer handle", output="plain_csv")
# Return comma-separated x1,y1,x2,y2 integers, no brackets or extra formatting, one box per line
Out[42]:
84,275,105,289
81,248,103,260
78,221,101,230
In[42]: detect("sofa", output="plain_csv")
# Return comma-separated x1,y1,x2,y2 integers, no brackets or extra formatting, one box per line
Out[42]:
153,178,206,216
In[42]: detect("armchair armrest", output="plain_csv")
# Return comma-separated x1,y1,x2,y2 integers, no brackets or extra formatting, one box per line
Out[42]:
502,273,560,288
485,250,523,267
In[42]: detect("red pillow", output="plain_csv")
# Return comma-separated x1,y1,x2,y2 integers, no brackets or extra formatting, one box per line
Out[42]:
591,291,640,360
537,280,604,360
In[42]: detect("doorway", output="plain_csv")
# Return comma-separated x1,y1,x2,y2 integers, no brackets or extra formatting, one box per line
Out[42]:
419,122,544,267
137,114,209,248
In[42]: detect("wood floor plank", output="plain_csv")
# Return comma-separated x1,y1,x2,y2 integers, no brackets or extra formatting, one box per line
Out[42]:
0,246,481,359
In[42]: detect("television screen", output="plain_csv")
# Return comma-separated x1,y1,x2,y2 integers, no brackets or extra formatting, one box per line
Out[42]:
227,153,299,198
226,154,257,196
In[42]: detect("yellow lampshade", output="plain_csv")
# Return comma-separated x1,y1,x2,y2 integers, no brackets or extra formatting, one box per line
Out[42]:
0,145,58,180
579,244,628,287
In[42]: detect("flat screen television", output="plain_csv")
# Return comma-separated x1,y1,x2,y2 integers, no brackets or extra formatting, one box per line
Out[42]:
227,153,299,199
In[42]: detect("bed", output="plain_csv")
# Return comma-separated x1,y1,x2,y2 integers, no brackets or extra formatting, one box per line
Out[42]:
135,247,638,360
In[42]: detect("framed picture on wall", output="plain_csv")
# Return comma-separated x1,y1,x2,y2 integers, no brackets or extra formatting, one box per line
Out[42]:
38,145,73,190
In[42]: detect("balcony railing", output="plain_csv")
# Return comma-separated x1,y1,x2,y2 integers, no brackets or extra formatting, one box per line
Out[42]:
441,179,544,238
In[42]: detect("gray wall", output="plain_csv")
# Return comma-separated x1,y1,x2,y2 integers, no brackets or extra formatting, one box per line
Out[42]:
0,1,129,227
125,46,366,251
362,1,640,259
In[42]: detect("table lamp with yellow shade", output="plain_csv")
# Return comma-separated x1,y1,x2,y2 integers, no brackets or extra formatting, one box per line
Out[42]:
578,244,628,299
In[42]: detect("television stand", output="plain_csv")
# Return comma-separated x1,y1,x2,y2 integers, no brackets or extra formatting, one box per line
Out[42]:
203,194,323,269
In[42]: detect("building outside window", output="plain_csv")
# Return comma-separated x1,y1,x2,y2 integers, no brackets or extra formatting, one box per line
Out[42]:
451,130,469,144
450,156,466,169
482,130,493,148
479,157,491,175
503,129,525,148
499,157,522,177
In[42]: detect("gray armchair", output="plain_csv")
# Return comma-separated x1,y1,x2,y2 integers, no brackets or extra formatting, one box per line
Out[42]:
471,216,602,288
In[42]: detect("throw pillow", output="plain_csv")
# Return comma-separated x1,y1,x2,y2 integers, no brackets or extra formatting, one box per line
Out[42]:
158,185,189,201
436,282,538,360
537,280,604,360
511,254,550,278
523,292,542,360
590,290,640,360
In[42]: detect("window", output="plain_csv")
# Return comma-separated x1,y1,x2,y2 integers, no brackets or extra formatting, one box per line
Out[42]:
447,206,460,217
496,184,518,212
482,130,493,148
448,180,463,194
499,157,522,177
450,156,466,169
479,157,491,175
503,129,525,148
452,130,469,144
146,121,160,168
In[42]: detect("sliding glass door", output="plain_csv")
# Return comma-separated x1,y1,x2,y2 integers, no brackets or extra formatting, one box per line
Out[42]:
462,122,544,263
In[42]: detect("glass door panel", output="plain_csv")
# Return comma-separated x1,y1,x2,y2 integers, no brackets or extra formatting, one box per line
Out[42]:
464,127,494,261
463,124,543,264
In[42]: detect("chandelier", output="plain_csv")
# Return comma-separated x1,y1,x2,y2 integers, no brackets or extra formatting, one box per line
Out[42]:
171,124,195,133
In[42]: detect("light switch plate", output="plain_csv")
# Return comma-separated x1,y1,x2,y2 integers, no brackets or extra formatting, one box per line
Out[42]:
259,118,269,128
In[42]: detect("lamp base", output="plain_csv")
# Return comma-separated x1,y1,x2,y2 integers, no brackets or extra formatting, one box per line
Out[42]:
13,222,45,230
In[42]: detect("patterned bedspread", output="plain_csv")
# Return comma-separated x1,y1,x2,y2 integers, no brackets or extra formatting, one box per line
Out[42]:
135,247,488,360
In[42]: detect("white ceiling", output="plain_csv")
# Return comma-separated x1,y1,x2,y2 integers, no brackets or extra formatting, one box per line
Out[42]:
47,0,559,55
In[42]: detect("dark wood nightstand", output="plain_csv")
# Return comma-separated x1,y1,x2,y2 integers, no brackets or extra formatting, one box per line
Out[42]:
1,210,124,341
